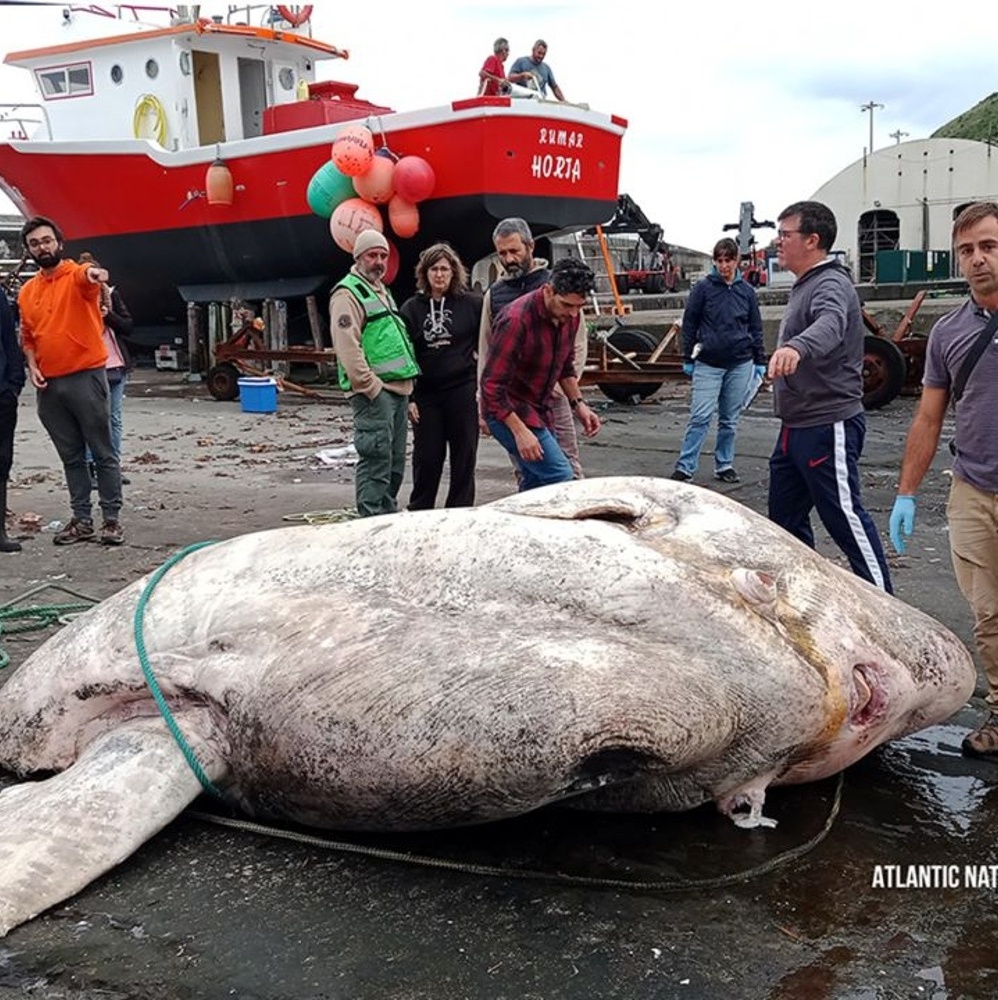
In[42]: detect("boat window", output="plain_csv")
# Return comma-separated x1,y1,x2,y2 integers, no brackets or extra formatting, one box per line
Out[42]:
110,65,123,84
278,67,295,91
35,62,94,100
145,59,159,80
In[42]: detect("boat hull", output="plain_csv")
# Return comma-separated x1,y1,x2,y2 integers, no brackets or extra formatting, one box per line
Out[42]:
40,194,617,329
0,99,625,330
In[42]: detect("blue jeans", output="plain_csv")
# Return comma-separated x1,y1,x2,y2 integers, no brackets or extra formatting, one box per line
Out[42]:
675,360,753,476
487,418,574,491
85,373,126,462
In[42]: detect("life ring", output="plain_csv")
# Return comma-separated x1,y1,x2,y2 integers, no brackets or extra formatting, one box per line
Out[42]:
133,93,168,146
276,5,313,26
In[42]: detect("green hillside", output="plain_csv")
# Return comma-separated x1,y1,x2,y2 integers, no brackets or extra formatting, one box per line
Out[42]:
931,92,998,142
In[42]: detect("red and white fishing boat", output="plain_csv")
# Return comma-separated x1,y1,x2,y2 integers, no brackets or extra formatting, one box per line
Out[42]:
0,4,626,331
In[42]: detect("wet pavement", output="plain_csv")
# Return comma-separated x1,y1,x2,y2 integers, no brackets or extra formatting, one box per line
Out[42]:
1,374,996,999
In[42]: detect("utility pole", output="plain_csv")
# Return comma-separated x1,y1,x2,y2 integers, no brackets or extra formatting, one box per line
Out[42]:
889,129,909,145
861,100,884,153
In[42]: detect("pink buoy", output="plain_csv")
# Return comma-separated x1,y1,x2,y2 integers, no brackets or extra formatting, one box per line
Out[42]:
331,125,375,178
329,197,384,253
352,154,395,205
393,155,435,204
388,195,419,239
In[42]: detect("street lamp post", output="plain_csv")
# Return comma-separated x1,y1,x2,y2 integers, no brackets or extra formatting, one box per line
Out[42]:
861,100,885,153
889,129,909,145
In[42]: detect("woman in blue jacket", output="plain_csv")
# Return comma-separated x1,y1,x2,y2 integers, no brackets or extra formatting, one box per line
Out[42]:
671,238,766,484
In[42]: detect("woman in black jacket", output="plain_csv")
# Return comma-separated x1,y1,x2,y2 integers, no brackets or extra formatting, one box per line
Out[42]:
400,243,482,509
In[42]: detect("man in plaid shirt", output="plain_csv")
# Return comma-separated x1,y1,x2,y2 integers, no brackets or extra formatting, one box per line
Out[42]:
480,257,601,490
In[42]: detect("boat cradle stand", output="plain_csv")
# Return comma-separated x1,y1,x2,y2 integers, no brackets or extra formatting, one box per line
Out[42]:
178,277,333,401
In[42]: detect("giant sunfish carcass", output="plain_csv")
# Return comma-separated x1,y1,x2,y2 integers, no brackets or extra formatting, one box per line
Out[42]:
0,476,975,935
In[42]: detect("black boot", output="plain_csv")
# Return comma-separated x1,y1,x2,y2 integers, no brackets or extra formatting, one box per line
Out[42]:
0,481,22,553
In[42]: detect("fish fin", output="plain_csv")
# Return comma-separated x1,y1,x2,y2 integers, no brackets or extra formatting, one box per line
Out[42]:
0,718,225,937
716,779,779,829
487,478,661,526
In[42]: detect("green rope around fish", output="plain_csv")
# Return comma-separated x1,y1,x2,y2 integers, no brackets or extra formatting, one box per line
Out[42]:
132,540,232,804
0,583,100,671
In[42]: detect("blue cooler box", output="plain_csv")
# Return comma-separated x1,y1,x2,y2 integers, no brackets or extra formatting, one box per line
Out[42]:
237,376,278,413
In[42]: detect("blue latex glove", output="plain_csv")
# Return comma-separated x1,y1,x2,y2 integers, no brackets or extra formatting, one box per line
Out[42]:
683,362,694,377
754,364,767,380
889,495,916,554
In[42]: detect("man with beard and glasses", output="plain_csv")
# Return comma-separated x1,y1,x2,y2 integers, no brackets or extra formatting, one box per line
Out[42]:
330,229,420,517
17,216,124,546
480,257,601,491
478,217,588,478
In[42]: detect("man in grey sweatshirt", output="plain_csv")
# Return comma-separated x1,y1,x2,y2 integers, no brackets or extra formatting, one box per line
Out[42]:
766,201,892,593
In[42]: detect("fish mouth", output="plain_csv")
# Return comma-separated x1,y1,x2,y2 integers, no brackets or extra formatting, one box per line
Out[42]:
850,663,889,728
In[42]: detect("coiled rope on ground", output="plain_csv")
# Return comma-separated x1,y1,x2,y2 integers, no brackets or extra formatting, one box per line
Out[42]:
0,583,99,670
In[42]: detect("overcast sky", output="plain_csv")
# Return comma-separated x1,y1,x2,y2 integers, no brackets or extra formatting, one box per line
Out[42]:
0,1,993,253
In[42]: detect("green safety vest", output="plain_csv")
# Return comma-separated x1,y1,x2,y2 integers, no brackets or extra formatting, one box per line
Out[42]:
334,274,420,392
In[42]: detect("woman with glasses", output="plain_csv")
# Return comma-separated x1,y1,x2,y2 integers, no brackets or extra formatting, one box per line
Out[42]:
400,243,482,509
671,237,766,485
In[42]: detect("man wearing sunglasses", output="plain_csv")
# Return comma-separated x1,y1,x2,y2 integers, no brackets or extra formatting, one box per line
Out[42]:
765,200,891,593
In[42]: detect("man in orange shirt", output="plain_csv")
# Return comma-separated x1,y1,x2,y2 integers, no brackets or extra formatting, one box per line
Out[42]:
18,217,124,546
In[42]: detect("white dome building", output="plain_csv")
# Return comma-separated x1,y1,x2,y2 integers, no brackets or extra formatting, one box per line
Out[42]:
812,137,998,283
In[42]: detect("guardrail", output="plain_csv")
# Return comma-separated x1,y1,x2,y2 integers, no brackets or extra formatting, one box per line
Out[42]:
0,103,52,141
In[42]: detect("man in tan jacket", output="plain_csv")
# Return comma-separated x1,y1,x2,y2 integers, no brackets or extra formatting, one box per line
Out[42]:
330,230,419,516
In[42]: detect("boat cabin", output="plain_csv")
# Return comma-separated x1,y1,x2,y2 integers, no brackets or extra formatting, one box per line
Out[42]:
4,7,391,150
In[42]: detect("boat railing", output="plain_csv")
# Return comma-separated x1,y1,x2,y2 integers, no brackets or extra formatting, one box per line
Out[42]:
0,104,52,141
1,258,38,297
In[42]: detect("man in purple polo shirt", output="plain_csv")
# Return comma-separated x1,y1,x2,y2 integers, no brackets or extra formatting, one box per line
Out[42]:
889,200,998,758
480,257,600,490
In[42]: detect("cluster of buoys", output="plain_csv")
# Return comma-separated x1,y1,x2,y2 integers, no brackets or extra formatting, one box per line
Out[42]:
306,123,437,279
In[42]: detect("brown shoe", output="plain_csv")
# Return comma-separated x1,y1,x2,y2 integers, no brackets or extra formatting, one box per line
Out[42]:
961,713,998,757
53,517,95,546
100,519,125,546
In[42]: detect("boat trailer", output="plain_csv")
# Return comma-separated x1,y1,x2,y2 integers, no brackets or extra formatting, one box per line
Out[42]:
581,291,930,409
859,290,927,409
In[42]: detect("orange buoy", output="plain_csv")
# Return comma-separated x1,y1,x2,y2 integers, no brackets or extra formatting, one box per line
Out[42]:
331,125,375,178
205,156,233,206
388,194,419,238
353,154,395,205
